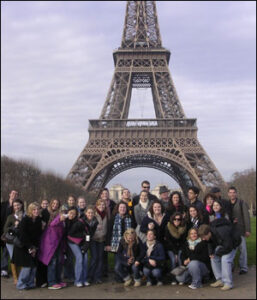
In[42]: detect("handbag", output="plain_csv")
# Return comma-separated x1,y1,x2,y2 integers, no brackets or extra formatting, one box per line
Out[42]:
1,229,16,244
171,265,187,276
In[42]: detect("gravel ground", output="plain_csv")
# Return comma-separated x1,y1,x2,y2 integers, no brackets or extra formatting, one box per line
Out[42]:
1,265,256,299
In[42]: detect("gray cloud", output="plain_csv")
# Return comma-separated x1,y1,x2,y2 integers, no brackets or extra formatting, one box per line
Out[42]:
2,1,256,193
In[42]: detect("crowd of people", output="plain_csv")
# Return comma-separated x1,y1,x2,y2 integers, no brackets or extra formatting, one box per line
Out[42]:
0,181,251,292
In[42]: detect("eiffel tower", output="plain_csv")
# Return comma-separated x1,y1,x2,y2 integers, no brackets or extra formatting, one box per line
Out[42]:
67,1,225,196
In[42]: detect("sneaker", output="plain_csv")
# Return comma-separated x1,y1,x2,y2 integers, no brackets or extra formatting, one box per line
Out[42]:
75,283,83,288
239,270,247,275
134,281,141,287
157,281,163,286
1,270,9,278
171,281,177,285
48,284,62,290
124,278,132,287
221,285,232,291
210,280,223,288
146,281,152,287
179,282,184,286
59,282,67,288
188,284,197,289
84,282,91,286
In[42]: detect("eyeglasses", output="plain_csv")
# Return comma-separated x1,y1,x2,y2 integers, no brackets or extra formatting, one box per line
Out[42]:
143,186,150,189
174,218,181,221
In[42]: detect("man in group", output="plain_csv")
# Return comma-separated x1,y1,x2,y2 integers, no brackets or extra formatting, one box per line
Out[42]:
186,186,204,212
159,185,170,211
133,180,158,206
1,190,18,277
227,186,251,275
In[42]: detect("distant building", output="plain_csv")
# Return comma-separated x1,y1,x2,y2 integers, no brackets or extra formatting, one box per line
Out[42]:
109,184,124,203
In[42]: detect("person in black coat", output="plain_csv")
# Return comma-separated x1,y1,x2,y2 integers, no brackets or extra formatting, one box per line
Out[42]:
175,227,210,289
186,205,209,230
140,200,170,244
163,212,187,284
12,202,43,290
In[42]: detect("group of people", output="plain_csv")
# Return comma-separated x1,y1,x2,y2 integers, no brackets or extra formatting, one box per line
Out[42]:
0,181,251,292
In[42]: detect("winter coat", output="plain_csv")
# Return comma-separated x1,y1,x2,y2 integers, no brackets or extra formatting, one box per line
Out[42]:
117,238,142,265
186,199,205,213
180,239,211,270
38,214,65,266
133,193,158,207
228,198,251,236
163,223,187,254
134,201,152,226
93,212,108,243
140,241,166,269
208,217,235,256
140,212,169,243
12,215,42,267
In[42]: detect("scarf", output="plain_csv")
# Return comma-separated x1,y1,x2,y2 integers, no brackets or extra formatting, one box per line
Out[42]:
139,199,149,210
206,205,212,213
14,211,24,221
47,208,59,224
96,208,106,220
146,240,156,257
167,222,187,239
111,214,131,252
190,217,199,228
188,238,201,250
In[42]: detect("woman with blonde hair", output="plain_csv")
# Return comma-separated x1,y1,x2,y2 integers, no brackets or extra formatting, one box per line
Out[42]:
12,202,43,290
115,228,143,287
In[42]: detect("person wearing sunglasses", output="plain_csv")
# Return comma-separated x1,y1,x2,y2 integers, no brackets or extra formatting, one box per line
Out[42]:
133,181,158,207
164,212,187,285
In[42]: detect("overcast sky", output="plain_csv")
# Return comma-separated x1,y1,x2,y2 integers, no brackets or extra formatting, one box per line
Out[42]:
2,1,256,194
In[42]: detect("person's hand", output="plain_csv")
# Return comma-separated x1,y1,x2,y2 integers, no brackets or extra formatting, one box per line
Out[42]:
14,220,19,227
149,259,156,267
184,258,190,265
60,214,66,222
134,261,140,267
105,246,111,251
148,222,155,230
209,254,214,259
245,232,251,238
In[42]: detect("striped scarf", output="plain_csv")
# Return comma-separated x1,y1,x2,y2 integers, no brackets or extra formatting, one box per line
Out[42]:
111,214,131,252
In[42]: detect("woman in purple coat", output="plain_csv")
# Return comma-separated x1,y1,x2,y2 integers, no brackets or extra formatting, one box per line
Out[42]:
38,198,67,290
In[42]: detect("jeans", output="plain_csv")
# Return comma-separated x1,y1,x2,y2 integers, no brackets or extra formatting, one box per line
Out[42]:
1,245,9,271
6,243,14,260
103,251,108,276
88,241,104,282
237,236,248,272
68,242,88,285
47,246,63,286
211,248,236,288
143,266,162,283
167,250,182,271
114,256,141,281
63,244,75,280
16,267,36,290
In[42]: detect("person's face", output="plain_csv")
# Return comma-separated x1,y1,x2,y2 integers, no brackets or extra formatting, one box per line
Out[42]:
68,209,77,220
189,207,197,218
78,198,86,209
189,229,198,241
126,231,136,242
97,202,106,212
153,203,162,215
213,201,222,213
206,197,214,207
118,204,127,216
140,191,148,203
142,183,150,192
122,189,130,200
41,200,49,209
147,231,155,241
9,191,18,202
101,191,109,201
173,216,182,227
32,207,40,218
188,189,197,201
86,209,94,220
172,194,180,206
13,202,22,213
67,197,76,207
160,192,169,200
51,200,59,211
228,189,237,201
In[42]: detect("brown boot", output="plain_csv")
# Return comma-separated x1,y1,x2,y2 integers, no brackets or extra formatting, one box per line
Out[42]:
10,264,18,285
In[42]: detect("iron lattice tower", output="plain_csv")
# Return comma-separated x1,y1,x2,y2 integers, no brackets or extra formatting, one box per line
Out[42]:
67,1,226,195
